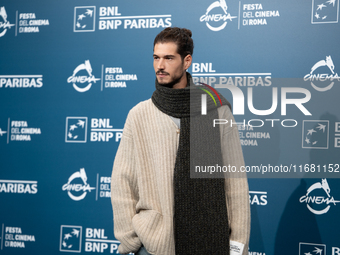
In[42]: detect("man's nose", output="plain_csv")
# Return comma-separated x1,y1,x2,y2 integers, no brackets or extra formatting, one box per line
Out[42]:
158,58,165,69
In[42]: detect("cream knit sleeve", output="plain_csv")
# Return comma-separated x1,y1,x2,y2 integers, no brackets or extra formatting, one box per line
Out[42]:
111,112,141,254
218,106,251,255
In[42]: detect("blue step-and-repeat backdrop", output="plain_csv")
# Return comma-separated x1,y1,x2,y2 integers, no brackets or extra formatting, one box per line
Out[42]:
1,0,340,254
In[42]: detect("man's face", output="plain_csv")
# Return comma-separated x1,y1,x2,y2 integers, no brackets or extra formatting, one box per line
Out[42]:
153,42,187,88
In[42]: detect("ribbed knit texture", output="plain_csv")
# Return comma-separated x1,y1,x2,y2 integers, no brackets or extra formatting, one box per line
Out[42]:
111,93,250,255
151,74,231,254
174,116,230,254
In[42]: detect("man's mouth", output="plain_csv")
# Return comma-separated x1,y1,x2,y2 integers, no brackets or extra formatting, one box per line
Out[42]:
157,72,169,78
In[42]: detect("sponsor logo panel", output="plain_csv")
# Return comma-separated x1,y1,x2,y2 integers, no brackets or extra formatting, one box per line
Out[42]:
62,168,95,201
10,120,41,142
65,117,122,143
62,168,111,201
74,7,95,32
103,66,137,89
67,61,138,92
0,6,49,37
0,7,15,37
301,120,340,149
65,117,87,143
304,55,340,92
299,179,340,215
312,0,339,24
98,175,111,199
299,242,326,255
60,225,123,254
335,122,340,148
299,243,340,255
67,61,100,93
200,0,238,31
1,118,42,144
0,224,36,250
60,225,82,252
302,120,329,149
199,1,280,31
249,191,267,206
18,12,49,34
0,75,43,89
0,180,38,194
242,3,280,27
73,6,171,32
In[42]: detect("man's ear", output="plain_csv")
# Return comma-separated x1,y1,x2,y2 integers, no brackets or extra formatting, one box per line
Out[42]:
183,54,192,70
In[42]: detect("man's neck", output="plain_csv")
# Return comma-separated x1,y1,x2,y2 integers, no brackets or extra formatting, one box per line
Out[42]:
172,72,189,89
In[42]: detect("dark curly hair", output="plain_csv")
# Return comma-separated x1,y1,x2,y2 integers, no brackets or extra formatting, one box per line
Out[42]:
154,27,194,60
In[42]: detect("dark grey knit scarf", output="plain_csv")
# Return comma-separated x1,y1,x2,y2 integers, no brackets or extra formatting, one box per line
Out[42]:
151,73,231,255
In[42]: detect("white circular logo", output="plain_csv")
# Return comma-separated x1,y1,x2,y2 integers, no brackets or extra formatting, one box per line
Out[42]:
200,0,237,31
299,179,340,215
62,168,95,201
304,56,340,92
67,60,100,92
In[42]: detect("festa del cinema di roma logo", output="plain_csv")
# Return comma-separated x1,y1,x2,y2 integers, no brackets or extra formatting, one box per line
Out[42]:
0,7,15,37
304,55,340,92
62,168,95,201
200,0,237,31
299,179,340,215
67,60,100,92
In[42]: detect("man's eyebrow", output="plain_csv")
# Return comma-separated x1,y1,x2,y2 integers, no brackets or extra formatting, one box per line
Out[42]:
153,54,176,58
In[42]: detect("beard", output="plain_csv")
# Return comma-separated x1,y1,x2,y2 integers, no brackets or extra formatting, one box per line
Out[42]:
156,70,185,88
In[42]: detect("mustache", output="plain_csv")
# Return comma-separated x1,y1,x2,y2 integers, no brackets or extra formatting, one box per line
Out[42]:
156,71,169,75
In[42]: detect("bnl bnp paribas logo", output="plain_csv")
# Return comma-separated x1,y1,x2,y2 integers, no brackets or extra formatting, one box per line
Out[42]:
74,7,95,32
200,0,237,31
60,225,82,252
300,179,340,215
302,120,329,149
312,0,339,24
65,117,87,142
299,243,326,255
74,6,171,32
60,225,120,253
65,117,123,143
0,7,15,37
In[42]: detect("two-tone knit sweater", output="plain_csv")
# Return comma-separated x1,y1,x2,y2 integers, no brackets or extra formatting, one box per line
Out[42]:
111,99,250,255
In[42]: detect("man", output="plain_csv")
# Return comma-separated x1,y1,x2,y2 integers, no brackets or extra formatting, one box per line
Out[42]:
111,27,250,255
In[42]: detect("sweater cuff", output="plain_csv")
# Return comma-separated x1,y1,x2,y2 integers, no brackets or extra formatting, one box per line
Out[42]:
118,235,141,254
230,240,245,255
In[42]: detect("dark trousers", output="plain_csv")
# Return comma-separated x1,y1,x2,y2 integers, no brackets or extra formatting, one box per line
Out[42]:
135,245,152,255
